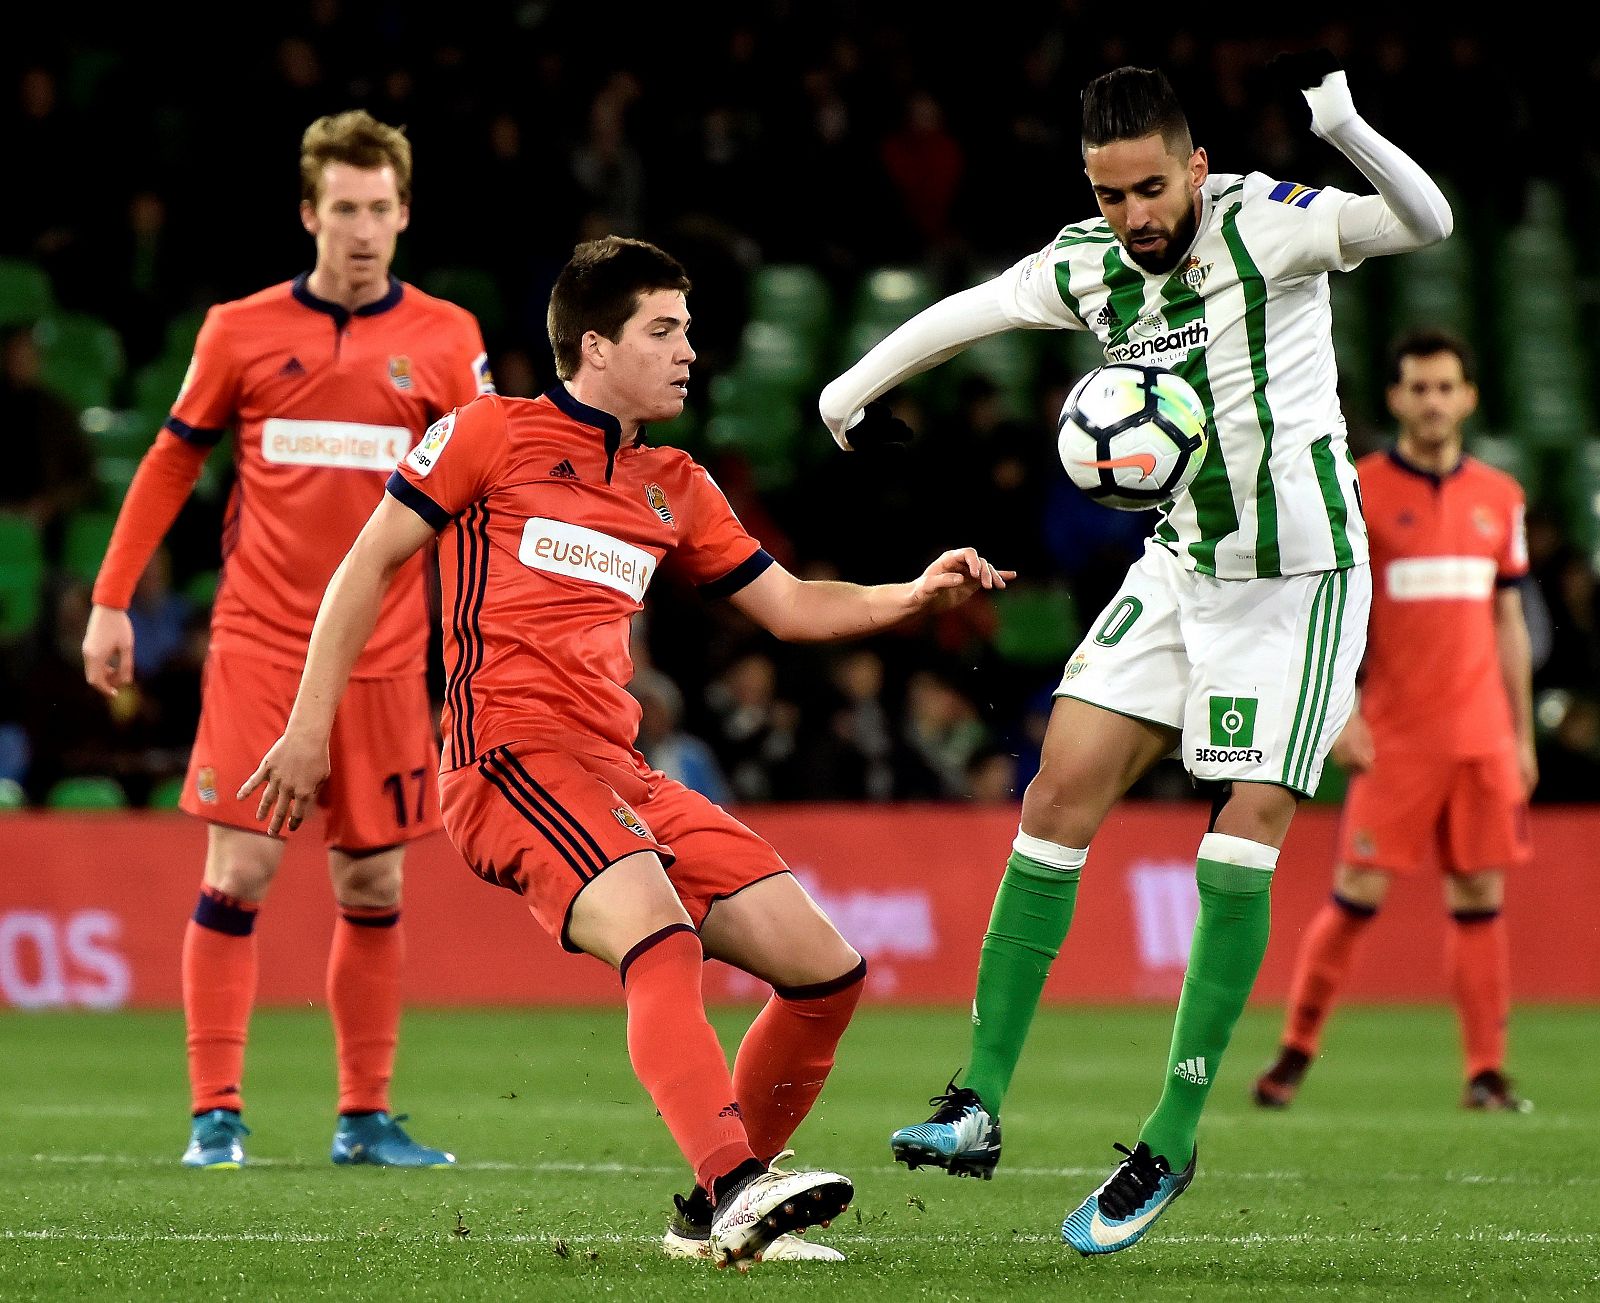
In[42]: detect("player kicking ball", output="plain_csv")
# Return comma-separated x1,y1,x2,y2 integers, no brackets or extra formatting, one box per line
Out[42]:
242,236,1013,1267
819,52,1451,1254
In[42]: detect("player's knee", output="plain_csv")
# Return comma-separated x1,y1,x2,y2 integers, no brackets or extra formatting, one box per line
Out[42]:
775,954,867,1008
203,837,280,902
1020,770,1104,845
331,846,404,909
1446,871,1503,914
1332,866,1389,911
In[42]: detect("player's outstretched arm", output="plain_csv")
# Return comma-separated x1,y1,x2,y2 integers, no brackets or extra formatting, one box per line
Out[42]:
1273,48,1452,258
237,494,437,835
727,548,1016,642
819,280,1018,451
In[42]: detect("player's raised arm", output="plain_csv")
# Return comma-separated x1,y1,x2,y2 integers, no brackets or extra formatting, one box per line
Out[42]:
818,279,1024,452
238,493,437,834
1274,48,1453,258
726,548,1015,643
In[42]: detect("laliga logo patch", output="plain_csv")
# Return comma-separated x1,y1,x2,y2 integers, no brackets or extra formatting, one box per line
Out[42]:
406,412,455,477
388,355,414,391
196,767,218,805
613,806,651,838
644,483,675,528
473,351,496,395
1473,505,1497,537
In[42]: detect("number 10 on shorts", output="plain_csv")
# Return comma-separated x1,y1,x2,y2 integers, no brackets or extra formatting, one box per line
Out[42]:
1209,696,1259,748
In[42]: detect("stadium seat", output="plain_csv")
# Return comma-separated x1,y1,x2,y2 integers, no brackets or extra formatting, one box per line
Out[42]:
1391,238,1473,337
93,455,141,506
62,509,119,585
34,313,126,412
750,264,833,340
162,307,208,360
704,406,803,493
948,331,1040,417
45,776,129,810
81,405,153,461
0,515,45,642
0,257,54,329
1329,276,1376,427
851,267,935,331
421,266,506,337
131,355,190,431
0,777,26,811
148,775,186,810
1550,441,1600,566
991,583,1080,665
1468,433,1537,494
735,319,818,392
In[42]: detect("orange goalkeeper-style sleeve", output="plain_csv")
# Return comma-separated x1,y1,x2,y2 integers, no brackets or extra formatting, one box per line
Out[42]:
90,430,211,610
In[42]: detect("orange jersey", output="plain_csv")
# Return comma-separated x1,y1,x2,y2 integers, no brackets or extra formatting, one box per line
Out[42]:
171,275,491,677
1357,449,1527,756
389,388,769,770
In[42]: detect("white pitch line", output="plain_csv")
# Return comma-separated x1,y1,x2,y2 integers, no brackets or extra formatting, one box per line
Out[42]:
4,1229,1594,1248
24,1152,1600,1188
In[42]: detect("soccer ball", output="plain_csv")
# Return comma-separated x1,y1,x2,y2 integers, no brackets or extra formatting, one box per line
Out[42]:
1057,363,1209,510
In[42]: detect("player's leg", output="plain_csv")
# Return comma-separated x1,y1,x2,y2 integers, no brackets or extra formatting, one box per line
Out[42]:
645,782,859,1263
899,551,1189,1178
319,673,452,1165
571,852,854,1268
176,650,300,1168
1064,562,1371,1256
1444,749,1532,1110
181,824,283,1167
1256,863,1389,1107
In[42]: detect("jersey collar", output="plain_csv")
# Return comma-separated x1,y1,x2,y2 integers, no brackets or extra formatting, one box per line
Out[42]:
292,273,405,327
1388,445,1466,486
546,385,626,483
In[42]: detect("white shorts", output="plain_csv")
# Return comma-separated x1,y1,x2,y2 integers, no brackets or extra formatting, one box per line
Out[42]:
1057,541,1371,796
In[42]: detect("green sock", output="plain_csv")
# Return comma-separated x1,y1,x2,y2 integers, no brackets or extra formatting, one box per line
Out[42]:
1138,836,1276,1168
964,846,1083,1115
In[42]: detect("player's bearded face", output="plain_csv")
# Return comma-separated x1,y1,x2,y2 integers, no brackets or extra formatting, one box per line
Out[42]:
606,289,695,424
1085,135,1207,274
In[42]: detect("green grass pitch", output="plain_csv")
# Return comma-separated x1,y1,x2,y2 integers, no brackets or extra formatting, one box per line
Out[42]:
3,1005,1595,1300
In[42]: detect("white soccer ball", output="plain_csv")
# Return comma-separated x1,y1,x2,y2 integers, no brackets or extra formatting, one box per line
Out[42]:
1057,363,1209,510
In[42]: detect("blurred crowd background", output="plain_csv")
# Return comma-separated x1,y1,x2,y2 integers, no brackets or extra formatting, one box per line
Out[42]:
4,2,1599,811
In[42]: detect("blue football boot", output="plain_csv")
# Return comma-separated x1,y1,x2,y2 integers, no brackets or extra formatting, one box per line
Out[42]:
1061,1141,1196,1255
182,1109,250,1169
889,1078,1002,1179
331,1112,456,1167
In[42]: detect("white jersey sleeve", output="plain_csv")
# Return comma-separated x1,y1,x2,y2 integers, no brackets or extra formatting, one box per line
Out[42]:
1236,173,1366,279
993,238,1093,331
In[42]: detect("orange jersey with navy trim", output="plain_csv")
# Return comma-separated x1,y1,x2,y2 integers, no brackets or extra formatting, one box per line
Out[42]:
170,275,491,677
1358,449,1527,756
388,388,770,769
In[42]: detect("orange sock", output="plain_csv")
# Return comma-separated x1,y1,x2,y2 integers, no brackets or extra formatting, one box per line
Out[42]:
733,959,866,1160
328,905,403,1115
621,924,755,1191
1283,896,1377,1056
183,886,259,1114
1448,910,1509,1080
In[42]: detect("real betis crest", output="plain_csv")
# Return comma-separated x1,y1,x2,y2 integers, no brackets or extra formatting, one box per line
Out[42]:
1179,255,1211,293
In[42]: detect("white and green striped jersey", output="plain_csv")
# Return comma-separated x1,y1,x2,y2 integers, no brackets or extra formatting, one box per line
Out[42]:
998,171,1368,579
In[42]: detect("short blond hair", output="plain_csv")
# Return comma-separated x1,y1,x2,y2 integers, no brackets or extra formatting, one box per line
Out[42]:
299,110,412,205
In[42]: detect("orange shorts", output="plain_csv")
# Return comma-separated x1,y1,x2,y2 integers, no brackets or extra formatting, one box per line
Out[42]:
1339,747,1531,874
440,740,790,949
181,650,442,851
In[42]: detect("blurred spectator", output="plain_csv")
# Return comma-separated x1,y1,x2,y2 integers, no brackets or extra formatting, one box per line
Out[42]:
630,666,732,805
965,744,1020,803
125,547,194,679
0,326,95,552
1534,693,1600,803
703,650,801,802
796,648,903,801
903,669,989,798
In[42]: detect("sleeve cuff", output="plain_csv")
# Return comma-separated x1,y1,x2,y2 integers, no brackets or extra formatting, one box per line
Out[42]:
698,548,774,600
385,471,452,530
164,415,226,447
1495,572,1527,589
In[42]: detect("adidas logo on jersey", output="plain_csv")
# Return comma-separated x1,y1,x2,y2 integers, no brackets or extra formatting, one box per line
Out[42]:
1174,1056,1209,1085
279,356,306,377
549,460,579,480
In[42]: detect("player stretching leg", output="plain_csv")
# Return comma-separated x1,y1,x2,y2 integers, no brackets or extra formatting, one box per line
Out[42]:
242,237,1013,1267
1256,331,1536,1114
82,112,492,1170
820,52,1451,1253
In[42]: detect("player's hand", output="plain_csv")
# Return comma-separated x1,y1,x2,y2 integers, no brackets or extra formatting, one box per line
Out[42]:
237,731,330,836
1518,737,1539,799
82,603,135,699
908,548,1016,613
1331,711,1375,773
828,399,915,453
1268,47,1356,138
